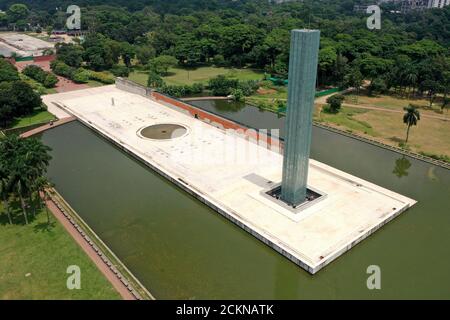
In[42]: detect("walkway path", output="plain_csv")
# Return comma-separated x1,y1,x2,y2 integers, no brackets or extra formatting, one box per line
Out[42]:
20,116,76,138
313,88,448,121
15,60,89,93
339,102,449,121
43,194,136,300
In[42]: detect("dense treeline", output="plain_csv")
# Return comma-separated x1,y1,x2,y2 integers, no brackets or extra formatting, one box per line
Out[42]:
1,1,449,103
0,60,43,128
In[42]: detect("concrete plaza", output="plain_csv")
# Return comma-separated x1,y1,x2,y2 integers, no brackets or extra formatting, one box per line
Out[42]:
43,85,416,274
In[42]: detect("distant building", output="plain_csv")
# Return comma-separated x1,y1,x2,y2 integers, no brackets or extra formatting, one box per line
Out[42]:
353,0,403,12
354,5,370,13
401,0,450,12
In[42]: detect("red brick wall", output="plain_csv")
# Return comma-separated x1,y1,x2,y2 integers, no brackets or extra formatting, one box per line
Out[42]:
34,55,56,62
151,92,282,152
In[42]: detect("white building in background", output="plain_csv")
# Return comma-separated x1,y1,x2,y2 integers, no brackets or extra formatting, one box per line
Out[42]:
401,0,450,12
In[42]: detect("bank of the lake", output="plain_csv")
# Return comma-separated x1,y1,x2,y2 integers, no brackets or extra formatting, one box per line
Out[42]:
40,101,450,299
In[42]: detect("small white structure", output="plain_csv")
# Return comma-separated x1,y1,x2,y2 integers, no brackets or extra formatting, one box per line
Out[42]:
0,32,54,57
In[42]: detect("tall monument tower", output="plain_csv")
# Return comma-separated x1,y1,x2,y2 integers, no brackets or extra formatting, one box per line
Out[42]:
281,29,320,206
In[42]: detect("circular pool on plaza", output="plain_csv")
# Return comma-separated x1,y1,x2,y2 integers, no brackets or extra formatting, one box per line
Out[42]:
138,123,188,140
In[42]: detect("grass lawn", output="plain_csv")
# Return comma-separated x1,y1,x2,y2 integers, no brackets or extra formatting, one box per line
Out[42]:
313,105,450,160
86,80,106,88
344,92,446,117
355,108,450,159
314,106,376,136
128,66,264,87
11,109,56,129
0,204,121,300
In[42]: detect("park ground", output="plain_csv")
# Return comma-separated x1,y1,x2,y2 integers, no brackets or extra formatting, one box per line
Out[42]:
314,104,449,161
129,66,449,161
6,64,448,161
314,92,449,161
0,203,121,300
128,66,264,86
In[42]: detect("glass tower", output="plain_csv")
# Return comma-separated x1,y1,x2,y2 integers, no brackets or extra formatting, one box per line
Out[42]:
281,29,320,206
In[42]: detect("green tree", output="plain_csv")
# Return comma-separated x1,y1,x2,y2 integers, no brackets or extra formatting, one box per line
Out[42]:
7,4,29,23
403,105,420,143
0,81,42,124
120,42,135,68
148,55,178,75
263,28,289,68
0,59,20,83
136,46,156,65
147,71,164,88
33,176,53,224
55,43,84,68
0,162,13,224
326,94,345,113
319,46,337,86
231,88,244,102
343,67,364,101
208,75,238,96
420,80,441,108
0,135,51,224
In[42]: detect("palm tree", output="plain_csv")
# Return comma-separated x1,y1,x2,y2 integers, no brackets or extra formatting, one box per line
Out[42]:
22,138,52,177
404,69,418,98
33,176,53,224
18,138,52,221
8,159,31,225
0,135,52,225
0,169,13,225
403,104,421,144
0,136,18,225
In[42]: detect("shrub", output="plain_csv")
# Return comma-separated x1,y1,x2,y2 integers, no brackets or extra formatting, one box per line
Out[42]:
50,60,76,79
368,78,387,95
19,73,47,95
208,75,238,96
88,71,115,84
110,65,130,77
43,73,58,88
213,54,226,66
147,71,164,88
72,68,90,83
326,94,345,113
231,88,244,101
23,65,58,88
0,59,20,83
159,83,204,97
237,80,259,96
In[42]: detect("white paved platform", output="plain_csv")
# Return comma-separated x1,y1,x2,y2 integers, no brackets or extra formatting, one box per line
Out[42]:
43,85,416,274
0,32,54,56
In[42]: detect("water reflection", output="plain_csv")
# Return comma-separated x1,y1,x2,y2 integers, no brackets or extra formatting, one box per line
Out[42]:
393,157,411,178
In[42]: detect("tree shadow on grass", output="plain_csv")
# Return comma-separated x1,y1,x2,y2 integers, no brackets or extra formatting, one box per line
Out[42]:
33,221,56,233
0,199,46,227
9,107,49,128
389,136,404,144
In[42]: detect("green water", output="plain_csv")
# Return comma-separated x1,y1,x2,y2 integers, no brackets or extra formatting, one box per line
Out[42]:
41,102,450,299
